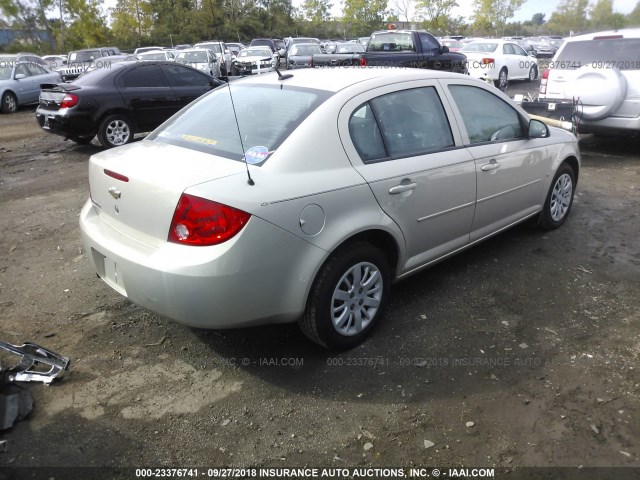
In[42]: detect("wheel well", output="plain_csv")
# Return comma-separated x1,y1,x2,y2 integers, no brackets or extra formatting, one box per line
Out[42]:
563,156,579,184
334,230,400,275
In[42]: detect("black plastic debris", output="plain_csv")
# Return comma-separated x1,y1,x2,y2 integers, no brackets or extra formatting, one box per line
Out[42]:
0,381,33,430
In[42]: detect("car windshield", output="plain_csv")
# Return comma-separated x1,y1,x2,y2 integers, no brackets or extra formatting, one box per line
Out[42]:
198,43,222,53
336,44,364,53
140,52,166,60
148,84,332,163
443,40,463,48
68,50,100,62
555,38,640,70
291,45,321,56
461,42,498,52
239,49,271,57
176,51,208,63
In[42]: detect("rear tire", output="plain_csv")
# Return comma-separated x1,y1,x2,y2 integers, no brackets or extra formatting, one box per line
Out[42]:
300,242,390,350
97,114,133,149
538,163,576,230
1,92,18,113
527,65,538,82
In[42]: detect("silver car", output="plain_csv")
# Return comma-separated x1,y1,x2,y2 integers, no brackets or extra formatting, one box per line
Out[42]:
0,56,61,113
80,68,580,349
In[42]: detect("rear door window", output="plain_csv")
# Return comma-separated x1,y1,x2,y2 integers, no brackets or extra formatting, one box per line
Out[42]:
162,64,211,87
118,65,168,88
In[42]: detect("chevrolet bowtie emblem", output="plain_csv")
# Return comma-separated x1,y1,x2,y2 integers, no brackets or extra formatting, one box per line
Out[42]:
108,187,121,199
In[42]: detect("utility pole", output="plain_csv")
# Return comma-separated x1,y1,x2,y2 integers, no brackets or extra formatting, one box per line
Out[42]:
59,0,65,52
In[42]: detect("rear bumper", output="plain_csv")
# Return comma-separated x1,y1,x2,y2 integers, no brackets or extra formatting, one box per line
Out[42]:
79,200,327,329
36,107,96,138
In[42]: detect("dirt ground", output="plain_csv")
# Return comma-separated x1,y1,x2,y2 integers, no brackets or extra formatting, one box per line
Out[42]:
0,81,639,480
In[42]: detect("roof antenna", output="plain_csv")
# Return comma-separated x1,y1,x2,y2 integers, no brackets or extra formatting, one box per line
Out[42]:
274,66,293,81
226,81,254,186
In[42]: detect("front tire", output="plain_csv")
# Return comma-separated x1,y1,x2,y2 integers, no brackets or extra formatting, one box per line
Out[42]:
538,163,576,230
300,242,390,350
97,114,133,149
1,92,18,113
69,134,94,145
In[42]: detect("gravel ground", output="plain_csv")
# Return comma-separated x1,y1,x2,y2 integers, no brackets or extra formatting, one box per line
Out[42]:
0,76,639,480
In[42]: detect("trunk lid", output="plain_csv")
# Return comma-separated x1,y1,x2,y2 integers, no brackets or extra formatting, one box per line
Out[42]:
88,140,246,246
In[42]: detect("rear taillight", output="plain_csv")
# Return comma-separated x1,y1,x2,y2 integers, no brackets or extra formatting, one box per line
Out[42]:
359,56,367,67
168,194,250,246
540,68,550,94
481,58,495,65
60,93,79,109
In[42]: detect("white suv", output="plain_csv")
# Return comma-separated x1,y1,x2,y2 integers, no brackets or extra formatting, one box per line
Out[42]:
539,29,640,135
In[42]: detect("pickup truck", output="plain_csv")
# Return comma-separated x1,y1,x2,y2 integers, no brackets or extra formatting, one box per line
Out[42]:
359,30,467,73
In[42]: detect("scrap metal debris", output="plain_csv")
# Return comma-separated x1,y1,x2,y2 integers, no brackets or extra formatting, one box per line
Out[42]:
0,340,70,385
0,341,69,430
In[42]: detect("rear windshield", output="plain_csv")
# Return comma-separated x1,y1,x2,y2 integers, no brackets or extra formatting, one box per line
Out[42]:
198,43,222,53
69,50,101,63
368,32,415,52
555,38,640,70
176,51,208,63
336,44,364,54
290,45,321,56
239,49,271,57
461,42,498,52
148,84,332,164
140,52,166,61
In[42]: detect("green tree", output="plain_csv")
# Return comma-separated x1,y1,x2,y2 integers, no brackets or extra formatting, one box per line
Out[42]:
0,0,57,50
342,0,389,36
531,12,546,25
546,0,589,35
472,0,525,36
63,0,110,50
629,1,640,26
416,0,457,33
110,0,154,49
589,0,626,30
301,0,332,22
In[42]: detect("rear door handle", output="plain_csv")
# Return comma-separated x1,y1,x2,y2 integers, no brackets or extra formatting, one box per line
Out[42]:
481,160,501,172
389,182,417,194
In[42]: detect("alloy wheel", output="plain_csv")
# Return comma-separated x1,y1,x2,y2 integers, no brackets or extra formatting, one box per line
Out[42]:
331,262,383,336
550,173,573,221
106,120,130,146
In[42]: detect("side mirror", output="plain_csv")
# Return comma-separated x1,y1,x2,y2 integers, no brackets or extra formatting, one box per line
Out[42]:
14,73,26,80
278,48,286,57
528,119,549,138
441,45,450,53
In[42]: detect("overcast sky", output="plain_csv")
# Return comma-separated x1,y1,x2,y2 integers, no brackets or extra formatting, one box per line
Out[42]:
98,0,637,23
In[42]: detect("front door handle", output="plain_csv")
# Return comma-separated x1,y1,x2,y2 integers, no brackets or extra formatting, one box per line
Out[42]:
389,182,417,194
481,159,501,172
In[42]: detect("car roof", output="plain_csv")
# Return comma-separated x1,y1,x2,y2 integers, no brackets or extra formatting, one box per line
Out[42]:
234,67,468,93
564,28,640,41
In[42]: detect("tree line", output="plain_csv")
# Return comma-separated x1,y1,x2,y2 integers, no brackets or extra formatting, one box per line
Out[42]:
1,0,639,54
